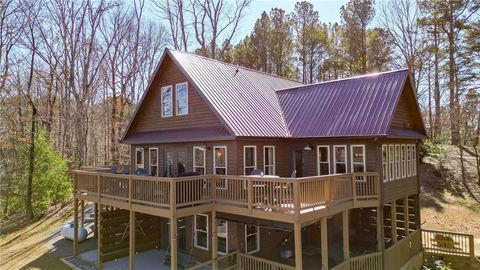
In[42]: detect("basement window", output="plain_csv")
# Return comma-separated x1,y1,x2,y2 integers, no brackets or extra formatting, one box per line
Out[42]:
245,225,260,254
195,214,209,250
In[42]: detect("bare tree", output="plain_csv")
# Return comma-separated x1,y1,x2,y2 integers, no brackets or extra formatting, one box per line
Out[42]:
153,0,188,51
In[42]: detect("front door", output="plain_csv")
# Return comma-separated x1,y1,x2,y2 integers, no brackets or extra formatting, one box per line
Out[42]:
293,150,303,177
164,149,187,177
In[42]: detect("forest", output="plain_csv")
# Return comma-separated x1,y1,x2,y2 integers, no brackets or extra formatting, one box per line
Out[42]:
0,0,479,219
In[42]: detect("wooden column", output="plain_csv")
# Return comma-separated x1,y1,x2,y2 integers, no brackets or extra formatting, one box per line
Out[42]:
403,197,409,236
376,206,383,251
170,217,177,270
73,198,79,256
80,200,85,227
129,211,136,270
294,222,303,270
342,210,350,260
212,211,218,270
391,202,397,243
94,203,98,238
97,204,102,269
321,217,328,270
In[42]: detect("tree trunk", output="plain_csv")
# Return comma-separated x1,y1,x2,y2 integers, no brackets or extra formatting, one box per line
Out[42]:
447,11,460,145
433,25,442,141
26,106,36,219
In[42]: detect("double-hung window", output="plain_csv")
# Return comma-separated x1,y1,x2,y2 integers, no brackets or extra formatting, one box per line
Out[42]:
382,145,388,182
244,146,256,175
351,145,365,173
149,148,158,176
194,214,209,250
412,144,416,176
389,145,395,181
214,146,227,188
161,86,173,117
401,145,406,178
317,146,330,176
217,219,228,255
176,82,188,115
245,225,260,254
135,147,144,170
395,145,401,179
193,146,206,175
334,145,347,174
407,145,411,177
263,146,275,175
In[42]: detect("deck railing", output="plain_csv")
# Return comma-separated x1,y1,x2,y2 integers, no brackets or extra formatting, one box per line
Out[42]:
73,170,379,217
422,229,475,259
331,251,383,270
237,253,295,270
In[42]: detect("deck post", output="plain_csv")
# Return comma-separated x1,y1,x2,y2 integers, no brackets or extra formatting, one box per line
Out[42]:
391,201,397,243
351,174,357,205
403,197,409,236
321,217,328,270
80,200,85,227
376,206,382,251
170,217,177,270
98,204,103,269
342,210,350,260
94,203,98,238
294,222,303,270
212,211,218,270
129,210,136,270
73,198,79,256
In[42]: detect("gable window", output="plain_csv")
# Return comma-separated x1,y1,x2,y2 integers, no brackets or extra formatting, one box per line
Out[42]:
135,147,144,170
401,145,406,178
149,148,158,176
244,146,257,175
176,82,188,115
161,85,173,117
194,214,209,250
193,146,206,175
351,145,365,173
334,145,347,174
317,145,330,176
395,145,401,179
382,145,388,182
245,225,260,254
217,219,228,255
264,146,275,175
389,145,395,181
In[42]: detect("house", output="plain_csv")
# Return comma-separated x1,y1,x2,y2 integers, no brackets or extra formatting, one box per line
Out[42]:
72,48,426,270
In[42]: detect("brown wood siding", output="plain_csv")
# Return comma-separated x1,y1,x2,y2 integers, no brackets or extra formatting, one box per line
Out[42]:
128,54,223,134
383,177,418,203
390,82,424,132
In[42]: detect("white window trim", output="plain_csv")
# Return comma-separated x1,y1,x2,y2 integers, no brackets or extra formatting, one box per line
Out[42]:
149,148,158,176
263,146,276,175
350,145,366,173
243,145,257,176
333,145,347,174
382,145,388,182
213,146,228,175
401,145,406,178
217,219,228,255
175,82,188,116
407,145,411,177
161,85,173,117
412,144,416,176
193,146,206,175
135,147,144,170
395,145,401,179
389,145,395,181
317,145,331,176
245,225,260,254
194,214,209,250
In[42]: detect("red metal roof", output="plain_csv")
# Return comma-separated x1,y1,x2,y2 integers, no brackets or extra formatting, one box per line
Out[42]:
276,70,412,137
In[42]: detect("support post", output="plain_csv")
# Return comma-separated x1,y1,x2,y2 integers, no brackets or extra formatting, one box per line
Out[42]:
98,204,103,269
73,198,78,256
403,197,409,236
376,206,383,251
129,211,136,270
212,211,218,270
321,217,328,270
94,203,98,238
170,217,177,270
294,222,303,270
391,202,397,243
80,200,85,227
342,210,350,261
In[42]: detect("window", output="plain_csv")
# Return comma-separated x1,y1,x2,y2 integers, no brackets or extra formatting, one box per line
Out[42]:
333,145,347,174
178,151,186,176
395,145,401,179
214,146,227,175
244,146,256,175
176,82,188,115
149,148,158,176
401,145,406,178
217,219,228,255
389,145,395,181
407,145,411,177
165,151,174,177
351,145,365,173
412,144,416,176
382,145,388,182
195,214,209,250
264,146,275,175
161,85,173,117
193,146,206,175
135,147,144,170
245,225,260,254
317,146,330,176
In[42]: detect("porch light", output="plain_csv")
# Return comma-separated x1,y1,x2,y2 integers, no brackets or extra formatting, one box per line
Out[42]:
304,144,312,151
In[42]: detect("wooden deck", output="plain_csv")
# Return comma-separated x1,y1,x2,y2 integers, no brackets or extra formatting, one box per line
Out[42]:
73,170,380,223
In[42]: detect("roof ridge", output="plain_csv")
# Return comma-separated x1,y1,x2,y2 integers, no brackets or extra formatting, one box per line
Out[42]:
276,68,409,92
167,48,302,84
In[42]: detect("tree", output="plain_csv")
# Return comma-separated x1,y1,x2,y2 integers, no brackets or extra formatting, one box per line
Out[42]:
251,11,272,72
366,27,392,71
269,8,296,78
152,0,188,51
